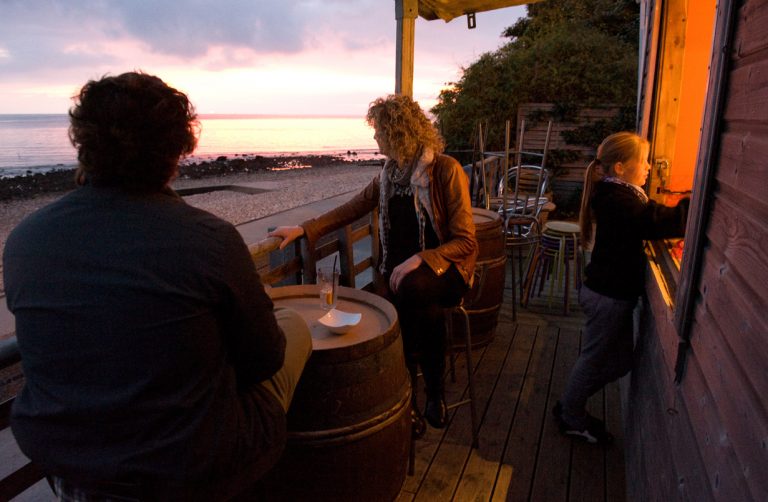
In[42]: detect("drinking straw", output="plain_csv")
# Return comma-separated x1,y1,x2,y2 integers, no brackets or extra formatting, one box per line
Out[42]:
332,255,338,298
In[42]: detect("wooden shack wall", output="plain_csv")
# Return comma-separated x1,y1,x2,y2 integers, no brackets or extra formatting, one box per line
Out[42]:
516,103,620,214
624,1,768,500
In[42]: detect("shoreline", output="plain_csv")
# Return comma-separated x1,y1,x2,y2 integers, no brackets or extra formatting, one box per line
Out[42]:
0,153,382,202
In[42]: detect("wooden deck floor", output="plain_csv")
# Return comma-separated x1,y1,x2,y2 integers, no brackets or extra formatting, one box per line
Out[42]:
398,282,627,502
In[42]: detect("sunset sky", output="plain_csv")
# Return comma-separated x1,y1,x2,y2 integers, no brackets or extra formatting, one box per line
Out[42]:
0,1,526,116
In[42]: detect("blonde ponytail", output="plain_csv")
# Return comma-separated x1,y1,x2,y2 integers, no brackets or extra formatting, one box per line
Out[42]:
579,159,603,250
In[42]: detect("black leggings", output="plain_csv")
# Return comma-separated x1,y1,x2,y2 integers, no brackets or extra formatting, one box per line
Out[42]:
384,263,467,397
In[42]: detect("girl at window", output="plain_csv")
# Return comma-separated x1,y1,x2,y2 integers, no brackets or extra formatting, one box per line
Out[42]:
554,132,689,444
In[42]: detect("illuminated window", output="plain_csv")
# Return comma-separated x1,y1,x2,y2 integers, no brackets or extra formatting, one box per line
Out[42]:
638,0,716,278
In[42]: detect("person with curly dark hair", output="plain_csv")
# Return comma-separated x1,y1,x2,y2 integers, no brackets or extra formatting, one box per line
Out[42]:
270,94,477,430
3,71,312,500
68,71,199,191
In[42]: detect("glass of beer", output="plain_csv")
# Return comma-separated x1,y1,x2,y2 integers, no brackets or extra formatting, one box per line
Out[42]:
317,266,339,311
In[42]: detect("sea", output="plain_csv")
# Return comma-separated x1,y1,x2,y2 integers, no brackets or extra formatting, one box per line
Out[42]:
0,114,381,178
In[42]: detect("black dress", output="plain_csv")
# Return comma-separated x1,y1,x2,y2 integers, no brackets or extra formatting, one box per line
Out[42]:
383,185,465,397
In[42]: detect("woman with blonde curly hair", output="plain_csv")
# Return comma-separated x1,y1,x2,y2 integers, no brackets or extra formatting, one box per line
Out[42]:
271,94,478,430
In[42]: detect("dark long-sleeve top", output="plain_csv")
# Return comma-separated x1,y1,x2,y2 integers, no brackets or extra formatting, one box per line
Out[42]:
3,185,287,485
301,154,478,285
585,181,690,300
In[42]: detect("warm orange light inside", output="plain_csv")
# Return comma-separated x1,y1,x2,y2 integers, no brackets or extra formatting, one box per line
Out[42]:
662,3,717,206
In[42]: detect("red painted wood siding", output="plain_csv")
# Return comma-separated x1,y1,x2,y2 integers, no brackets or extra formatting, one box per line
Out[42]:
625,1,768,501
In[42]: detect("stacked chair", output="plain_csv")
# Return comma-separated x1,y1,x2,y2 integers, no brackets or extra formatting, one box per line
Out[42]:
482,119,554,320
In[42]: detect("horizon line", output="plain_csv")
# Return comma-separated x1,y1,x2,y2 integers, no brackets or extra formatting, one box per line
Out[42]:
0,112,364,119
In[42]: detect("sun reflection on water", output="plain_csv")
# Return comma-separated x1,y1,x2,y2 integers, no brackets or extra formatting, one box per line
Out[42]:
194,115,378,160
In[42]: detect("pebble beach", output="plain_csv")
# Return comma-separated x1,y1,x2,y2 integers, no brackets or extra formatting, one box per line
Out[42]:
0,156,384,293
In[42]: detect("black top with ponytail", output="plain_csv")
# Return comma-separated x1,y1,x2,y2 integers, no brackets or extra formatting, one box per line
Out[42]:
579,158,604,250
579,132,647,250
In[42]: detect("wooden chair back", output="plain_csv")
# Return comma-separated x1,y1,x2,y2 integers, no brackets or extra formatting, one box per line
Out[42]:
487,119,552,219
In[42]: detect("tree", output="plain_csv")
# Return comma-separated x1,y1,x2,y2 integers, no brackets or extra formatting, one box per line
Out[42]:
432,0,639,152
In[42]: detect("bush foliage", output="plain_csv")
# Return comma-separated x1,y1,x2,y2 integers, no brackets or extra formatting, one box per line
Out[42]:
432,0,640,153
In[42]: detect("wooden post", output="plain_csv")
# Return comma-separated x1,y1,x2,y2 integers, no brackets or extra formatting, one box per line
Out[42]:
370,208,380,273
337,225,355,288
395,0,417,96
300,238,316,284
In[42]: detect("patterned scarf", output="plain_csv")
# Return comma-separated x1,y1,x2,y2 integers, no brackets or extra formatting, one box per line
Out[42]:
603,176,649,204
378,147,436,274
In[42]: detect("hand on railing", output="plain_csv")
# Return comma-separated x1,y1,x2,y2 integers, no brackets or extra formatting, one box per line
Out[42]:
248,236,283,261
267,225,305,250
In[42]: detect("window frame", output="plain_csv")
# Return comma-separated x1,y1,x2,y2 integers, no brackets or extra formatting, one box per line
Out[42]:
672,0,736,342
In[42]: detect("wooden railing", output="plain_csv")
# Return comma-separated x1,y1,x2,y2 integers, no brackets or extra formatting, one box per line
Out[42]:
0,209,379,500
250,210,379,289
0,337,46,500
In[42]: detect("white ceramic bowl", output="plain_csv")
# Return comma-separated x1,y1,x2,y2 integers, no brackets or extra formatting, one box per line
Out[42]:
318,309,362,334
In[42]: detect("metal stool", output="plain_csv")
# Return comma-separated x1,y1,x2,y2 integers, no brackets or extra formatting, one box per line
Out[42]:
504,214,541,321
407,302,480,475
522,220,582,314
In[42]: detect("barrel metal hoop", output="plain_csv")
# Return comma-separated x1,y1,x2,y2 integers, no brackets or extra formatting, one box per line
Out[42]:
287,385,411,447
460,304,502,316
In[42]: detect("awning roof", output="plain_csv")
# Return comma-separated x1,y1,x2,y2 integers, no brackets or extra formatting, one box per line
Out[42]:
418,0,542,22
395,0,542,95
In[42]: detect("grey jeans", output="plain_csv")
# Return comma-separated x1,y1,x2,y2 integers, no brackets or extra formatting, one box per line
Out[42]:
560,285,638,417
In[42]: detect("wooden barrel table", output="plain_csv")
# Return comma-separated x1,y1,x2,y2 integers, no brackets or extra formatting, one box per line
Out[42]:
452,207,506,349
253,285,410,502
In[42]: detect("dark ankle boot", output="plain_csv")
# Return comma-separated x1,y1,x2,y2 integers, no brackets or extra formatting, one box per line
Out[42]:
420,349,447,428
424,394,447,428
411,409,427,439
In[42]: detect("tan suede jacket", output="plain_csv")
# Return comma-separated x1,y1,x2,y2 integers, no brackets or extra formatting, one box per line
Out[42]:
301,154,478,285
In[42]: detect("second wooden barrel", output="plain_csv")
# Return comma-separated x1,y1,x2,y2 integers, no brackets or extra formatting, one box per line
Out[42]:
253,286,411,502
452,208,506,349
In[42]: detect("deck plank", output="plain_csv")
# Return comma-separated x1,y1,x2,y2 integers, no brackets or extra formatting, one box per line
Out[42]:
529,327,580,502
446,319,519,501
402,336,490,494
605,381,627,502
412,326,506,501
454,322,535,501
569,391,608,502
496,326,558,501
565,320,606,502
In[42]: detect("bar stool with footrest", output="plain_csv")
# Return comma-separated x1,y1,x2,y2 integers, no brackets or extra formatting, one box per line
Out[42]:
407,298,480,475
521,220,582,314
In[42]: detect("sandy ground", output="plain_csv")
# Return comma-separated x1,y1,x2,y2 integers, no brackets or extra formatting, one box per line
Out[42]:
0,163,381,293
